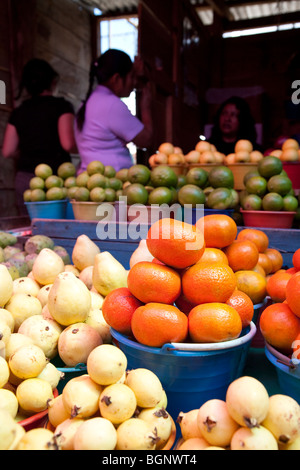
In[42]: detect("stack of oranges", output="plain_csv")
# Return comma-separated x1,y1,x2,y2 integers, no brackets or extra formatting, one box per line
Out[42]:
102,215,286,349
259,248,300,356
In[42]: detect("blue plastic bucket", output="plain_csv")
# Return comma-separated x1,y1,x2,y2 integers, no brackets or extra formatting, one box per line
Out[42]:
111,323,257,420
25,199,67,220
179,207,234,224
253,298,268,324
51,356,87,394
66,200,75,219
265,343,300,404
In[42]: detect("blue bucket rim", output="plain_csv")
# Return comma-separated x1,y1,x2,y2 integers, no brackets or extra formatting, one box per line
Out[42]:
25,199,68,206
111,321,257,355
56,362,87,373
265,342,300,377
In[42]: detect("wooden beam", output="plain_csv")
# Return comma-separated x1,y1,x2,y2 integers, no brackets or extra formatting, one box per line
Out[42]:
223,10,300,32
205,0,234,21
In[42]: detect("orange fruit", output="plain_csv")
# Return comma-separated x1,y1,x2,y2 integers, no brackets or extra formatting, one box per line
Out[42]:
226,290,254,329
259,302,300,351
188,303,242,343
146,218,205,269
252,263,266,277
102,287,144,336
292,331,300,360
286,267,299,275
131,302,188,347
174,292,197,315
223,240,259,272
198,247,228,265
286,272,300,318
127,261,181,304
182,262,236,305
235,270,267,305
264,248,283,273
237,228,269,253
292,248,300,271
257,253,273,276
195,214,237,249
266,270,292,303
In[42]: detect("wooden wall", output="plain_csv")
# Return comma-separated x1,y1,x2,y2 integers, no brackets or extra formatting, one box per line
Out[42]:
0,0,92,216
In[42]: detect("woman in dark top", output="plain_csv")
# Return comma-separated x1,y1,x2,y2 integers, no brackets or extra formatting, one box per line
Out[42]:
2,58,77,214
209,96,262,155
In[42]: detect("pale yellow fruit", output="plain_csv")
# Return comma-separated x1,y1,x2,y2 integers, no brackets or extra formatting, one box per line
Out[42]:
73,417,118,450
250,150,264,163
87,344,127,386
282,138,299,151
184,151,201,163
0,388,19,418
37,362,63,390
116,418,158,450
199,151,215,164
235,151,251,163
85,309,112,344
195,140,212,153
0,265,13,308
156,389,168,409
99,383,137,425
158,142,174,156
125,368,163,408
90,290,104,310
138,407,173,449
0,319,11,346
4,333,34,361
63,264,80,276
197,399,239,447
0,308,15,331
12,277,40,297
16,378,54,414
231,426,278,450
16,428,58,450
262,394,300,446
226,376,269,427
47,272,91,326
32,248,65,285
79,265,94,290
72,234,100,271
177,437,210,450
154,152,168,164
7,423,25,450
235,139,253,154
47,394,71,428
270,149,282,158
18,314,61,359
54,418,85,450
58,322,102,367
5,293,42,332
9,344,47,380
129,239,154,269
281,148,299,162
0,409,21,450
62,374,103,419
0,356,10,388
93,251,128,296
36,284,53,307
224,153,236,164
177,409,203,440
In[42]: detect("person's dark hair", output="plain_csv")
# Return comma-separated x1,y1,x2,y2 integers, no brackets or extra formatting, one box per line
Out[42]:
76,49,133,131
210,96,257,144
16,58,59,99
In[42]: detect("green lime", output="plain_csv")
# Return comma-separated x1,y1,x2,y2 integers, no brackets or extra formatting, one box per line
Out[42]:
262,192,284,211
128,164,151,185
57,162,76,179
104,165,116,178
208,166,234,189
206,187,233,209
186,167,208,188
104,188,116,202
115,168,129,182
23,189,32,202
245,176,267,197
116,189,123,200
87,173,107,190
108,177,123,191
74,187,90,202
61,187,68,199
89,187,106,202
64,176,77,188
30,189,46,202
243,170,260,187
150,165,178,188
178,184,205,207
148,187,173,205
67,186,79,200
242,194,262,211
76,172,89,187
177,175,187,188
87,161,105,176
267,174,293,196
34,163,53,179
29,177,45,190
125,183,149,205
258,156,283,179
45,175,64,189
170,187,178,204
283,195,299,212
229,189,239,209
46,187,64,201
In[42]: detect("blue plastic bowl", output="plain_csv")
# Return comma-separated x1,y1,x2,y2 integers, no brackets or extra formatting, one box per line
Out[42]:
265,343,300,403
111,323,257,420
51,356,87,394
25,199,67,220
